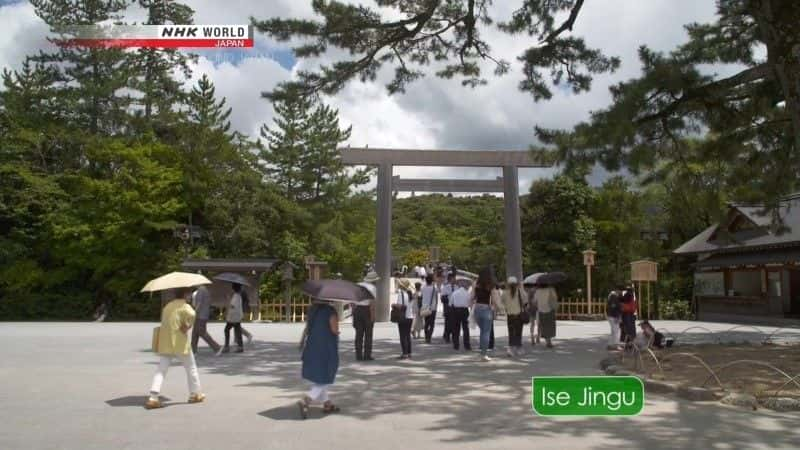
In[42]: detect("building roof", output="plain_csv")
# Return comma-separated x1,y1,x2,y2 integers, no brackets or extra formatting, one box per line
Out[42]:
181,258,280,272
674,195,800,255
693,247,800,268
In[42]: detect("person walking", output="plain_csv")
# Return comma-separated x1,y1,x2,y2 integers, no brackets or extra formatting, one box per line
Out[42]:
354,271,379,361
502,277,528,357
524,282,539,346
440,273,456,343
450,282,472,350
191,285,221,354
620,283,638,348
412,281,423,339
471,278,498,361
535,283,558,348
146,288,204,409
393,279,415,359
606,286,623,350
219,283,244,354
421,274,439,344
298,300,340,418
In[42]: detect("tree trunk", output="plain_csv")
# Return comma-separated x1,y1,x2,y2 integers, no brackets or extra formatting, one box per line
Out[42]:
753,0,800,153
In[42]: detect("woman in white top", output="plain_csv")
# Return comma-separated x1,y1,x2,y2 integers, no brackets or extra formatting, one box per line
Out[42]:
393,279,416,359
501,277,528,357
534,284,558,348
221,283,244,353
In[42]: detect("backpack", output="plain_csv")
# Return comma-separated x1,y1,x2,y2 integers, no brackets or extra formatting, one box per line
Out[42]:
606,291,622,317
621,289,637,314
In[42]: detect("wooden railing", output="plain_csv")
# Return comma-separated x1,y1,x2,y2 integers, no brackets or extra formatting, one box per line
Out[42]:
259,297,313,323
556,298,606,320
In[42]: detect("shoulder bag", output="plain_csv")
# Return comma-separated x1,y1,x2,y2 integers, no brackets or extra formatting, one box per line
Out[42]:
390,291,407,323
517,290,530,324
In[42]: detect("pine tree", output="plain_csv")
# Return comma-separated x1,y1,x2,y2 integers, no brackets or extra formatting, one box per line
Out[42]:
537,0,800,202
129,0,197,137
29,0,133,136
253,0,618,101
258,95,313,200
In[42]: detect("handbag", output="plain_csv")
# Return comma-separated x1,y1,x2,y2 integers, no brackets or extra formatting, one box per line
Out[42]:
517,290,530,324
151,326,160,353
420,286,436,317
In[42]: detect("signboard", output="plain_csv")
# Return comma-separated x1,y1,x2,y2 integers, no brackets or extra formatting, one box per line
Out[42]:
583,250,596,267
630,260,658,282
693,272,724,296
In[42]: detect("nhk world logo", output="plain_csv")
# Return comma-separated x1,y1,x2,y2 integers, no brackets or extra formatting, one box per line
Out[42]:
57,25,254,49
532,376,644,416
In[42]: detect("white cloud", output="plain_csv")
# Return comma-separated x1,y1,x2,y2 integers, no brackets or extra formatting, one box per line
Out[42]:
189,55,291,138
0,1,50,72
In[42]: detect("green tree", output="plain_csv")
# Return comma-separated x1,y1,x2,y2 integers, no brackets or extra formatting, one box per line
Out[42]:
522,173,595,292
258,95,313,200
29,0,133,136
130,0,196,135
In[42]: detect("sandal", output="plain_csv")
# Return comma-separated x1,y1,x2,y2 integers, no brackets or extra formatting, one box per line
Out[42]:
322,402,340,414
297,397,310,419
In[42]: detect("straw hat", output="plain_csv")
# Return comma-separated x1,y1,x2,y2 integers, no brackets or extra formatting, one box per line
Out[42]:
363,270,380,283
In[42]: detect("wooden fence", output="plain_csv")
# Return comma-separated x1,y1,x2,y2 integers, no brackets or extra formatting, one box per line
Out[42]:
259,297,313,323
556,298,606,320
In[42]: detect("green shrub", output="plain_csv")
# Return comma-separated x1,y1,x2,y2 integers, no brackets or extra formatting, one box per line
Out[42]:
658,298,694,320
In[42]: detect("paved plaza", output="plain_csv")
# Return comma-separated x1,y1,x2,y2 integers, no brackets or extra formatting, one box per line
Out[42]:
1,320,799,450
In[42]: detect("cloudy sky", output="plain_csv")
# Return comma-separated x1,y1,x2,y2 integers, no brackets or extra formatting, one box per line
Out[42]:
0,0,722,192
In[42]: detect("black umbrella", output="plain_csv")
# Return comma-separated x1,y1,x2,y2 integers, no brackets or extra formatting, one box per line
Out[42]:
213,272,251,287
538,272,568,285
301,279,375,304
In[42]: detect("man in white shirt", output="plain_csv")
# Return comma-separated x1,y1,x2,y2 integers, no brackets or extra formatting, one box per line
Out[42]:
449,283,472,351
439,273,456,343
420,274,438,343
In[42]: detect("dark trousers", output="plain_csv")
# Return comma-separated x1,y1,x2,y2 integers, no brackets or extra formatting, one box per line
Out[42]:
424,310,437,343
489,321,495,350
353,305,373,360
191,318,220,353
451,307,471,350
507,315,523,347
442,299,452,341
224,322,243,349
621,313,636,343
398,318,413,355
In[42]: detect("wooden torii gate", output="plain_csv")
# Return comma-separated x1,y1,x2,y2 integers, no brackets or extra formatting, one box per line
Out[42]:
341,148,552,322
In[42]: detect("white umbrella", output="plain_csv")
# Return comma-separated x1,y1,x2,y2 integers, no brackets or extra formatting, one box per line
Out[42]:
357,282,376,299
523,273,546,285
140,271,212,293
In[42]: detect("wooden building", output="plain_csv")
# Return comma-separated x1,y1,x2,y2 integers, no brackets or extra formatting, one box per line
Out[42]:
674,194,800,322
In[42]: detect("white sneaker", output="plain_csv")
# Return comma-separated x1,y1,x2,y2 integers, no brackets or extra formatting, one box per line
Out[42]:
246,334,253,346
506,347,514,357
215,347,224,356
481,354,491,362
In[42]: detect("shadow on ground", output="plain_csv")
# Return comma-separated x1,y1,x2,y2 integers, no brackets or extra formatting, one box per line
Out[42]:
190,325,800,448
106,395,171,408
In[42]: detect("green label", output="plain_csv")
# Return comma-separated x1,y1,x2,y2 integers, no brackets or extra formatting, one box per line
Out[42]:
532,376,644,416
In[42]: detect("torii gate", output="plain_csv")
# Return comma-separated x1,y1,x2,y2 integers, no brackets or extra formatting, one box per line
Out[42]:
341,148,552,322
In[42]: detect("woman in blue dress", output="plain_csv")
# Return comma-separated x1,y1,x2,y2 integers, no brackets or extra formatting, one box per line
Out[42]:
298,300,340,418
